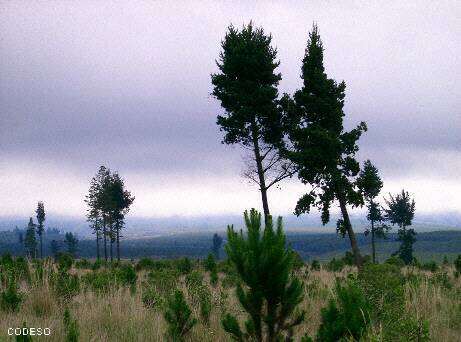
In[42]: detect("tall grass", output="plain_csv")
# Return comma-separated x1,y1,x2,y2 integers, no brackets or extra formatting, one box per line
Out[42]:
0,259,459,341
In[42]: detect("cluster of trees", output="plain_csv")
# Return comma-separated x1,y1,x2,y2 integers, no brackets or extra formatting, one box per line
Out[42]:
212,23,418,266
85,166,134,262
22,202,79,258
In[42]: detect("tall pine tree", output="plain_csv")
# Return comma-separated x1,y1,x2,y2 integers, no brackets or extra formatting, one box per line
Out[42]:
384,190,416,264
357,160,388,263
282,24,367,267
24,217,37,258
35,201,46,258
212,23,294,223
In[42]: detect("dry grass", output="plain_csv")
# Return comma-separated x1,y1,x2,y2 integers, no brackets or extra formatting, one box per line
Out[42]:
0,263,460,341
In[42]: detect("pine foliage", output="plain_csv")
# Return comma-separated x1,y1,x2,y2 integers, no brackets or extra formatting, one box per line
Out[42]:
223,209,305,341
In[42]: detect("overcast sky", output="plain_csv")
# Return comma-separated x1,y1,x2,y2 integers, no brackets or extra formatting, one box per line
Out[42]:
1,1,460,219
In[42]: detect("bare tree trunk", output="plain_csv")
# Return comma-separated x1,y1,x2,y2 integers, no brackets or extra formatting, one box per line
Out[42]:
103,218,107,262
110,222,113,262
40,235,43,259
116,224,120,262
339,198,363,268
252,128,270,223
96,231,100,260
371,219,376,263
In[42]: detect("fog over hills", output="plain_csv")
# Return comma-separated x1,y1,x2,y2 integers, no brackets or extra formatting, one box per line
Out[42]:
1,211,459,238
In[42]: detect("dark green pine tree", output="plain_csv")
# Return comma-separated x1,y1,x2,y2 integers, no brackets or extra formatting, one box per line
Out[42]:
222,209,305,341
384,190,416,264
24,217,37,258
211,233,223,259
35,201,46,258
211,23,294,223
85,166,111,261
50,239,60,257
108,172,134,262
356,160,389,263
282,24,367,267
64,232,79,257
164,290,196,342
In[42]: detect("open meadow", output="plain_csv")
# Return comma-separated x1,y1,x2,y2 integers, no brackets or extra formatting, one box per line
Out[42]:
1,253,460,341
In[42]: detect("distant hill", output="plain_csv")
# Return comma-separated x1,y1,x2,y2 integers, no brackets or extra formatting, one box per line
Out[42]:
2,229,459,263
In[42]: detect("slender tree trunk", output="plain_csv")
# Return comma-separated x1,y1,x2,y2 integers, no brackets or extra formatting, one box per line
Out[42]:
339,198,363,268
96,231,100,260
371,219,376,263
252,127,270,223
110,224,113,262
103,218,107,262
40,234,43,258
116,225,120,262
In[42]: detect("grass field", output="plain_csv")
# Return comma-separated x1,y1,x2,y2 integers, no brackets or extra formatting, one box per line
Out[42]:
0,256,460,341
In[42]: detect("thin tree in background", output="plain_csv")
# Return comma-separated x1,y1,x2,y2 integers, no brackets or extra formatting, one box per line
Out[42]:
357,160,388,263
211,23,294,223
384,190,416,264
211,233,223,259
64,232,79,257
85,166,110,261
110,172,134,262
35,201,46,258
281,24,367,267
223,209,305,341
50,239,60,257
24,217,37,258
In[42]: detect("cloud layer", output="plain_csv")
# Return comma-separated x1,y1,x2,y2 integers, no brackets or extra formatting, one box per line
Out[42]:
1,1,460,217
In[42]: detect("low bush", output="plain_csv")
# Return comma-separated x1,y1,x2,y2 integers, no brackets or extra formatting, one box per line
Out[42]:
164,290,196,342
317,280,370,342
64,307,80,342
135,258,156,271
0,279,22,312
419,261,439,272
325,258,345,272
310,259,320,271
385,256,405,267
52,270,80,300
55,252,74,271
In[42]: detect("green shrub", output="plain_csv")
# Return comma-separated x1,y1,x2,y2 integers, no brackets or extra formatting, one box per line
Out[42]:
117,263,137,286
385,256,405,267
1,251,14,265
203,253,216,272
135,258,156,271
358,264,405,321
317,280,370,342
92,259,103,270
55,252,74,271
292,250,304,270
145,268,180,297
454,254,461,274
419,261,439,273
176,257,192,274
210,267,218,287
75,258,91,269
164,290,196,342
1,279,22,312
185,271,212,324
142,287,163,309
64,307,79,342
52,270,80,300
310,259,320,271
325,258,345,272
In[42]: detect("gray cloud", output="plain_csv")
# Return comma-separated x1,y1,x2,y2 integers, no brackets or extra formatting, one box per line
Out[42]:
1,1,460,216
